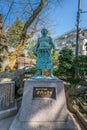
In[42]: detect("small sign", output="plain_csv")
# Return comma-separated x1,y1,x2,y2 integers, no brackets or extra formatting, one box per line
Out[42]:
0,82,15,111
33,87,56,99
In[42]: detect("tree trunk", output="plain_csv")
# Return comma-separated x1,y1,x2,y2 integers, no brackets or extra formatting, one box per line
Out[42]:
8,0,46,70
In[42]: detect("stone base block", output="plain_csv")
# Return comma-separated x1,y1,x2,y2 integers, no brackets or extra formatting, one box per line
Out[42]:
9,111,77,130
0,116,15,130
0,102,17,120
19,79,67,122
10,79,77,130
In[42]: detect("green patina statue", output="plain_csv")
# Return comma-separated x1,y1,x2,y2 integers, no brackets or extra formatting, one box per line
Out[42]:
33,28,55,79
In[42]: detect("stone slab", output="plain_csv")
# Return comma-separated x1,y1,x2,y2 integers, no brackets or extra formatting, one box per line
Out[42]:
9,79,77,130
0,81,15,110
0,116,15,130
9,111,77,130
0,101,17,120
19,79,67,122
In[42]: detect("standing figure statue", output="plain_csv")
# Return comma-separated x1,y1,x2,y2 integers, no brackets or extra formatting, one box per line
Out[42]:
34,28,55,79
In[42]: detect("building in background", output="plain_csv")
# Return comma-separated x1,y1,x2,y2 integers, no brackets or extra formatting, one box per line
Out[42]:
54,29,87,55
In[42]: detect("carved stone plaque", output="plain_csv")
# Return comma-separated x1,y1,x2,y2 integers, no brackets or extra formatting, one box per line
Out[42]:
33,87,56,99
0,82,15,111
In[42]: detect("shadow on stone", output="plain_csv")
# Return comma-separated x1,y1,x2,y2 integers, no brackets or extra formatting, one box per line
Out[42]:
9,79,77,130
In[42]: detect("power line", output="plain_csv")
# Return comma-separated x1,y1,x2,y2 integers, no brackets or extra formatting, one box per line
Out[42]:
57,0,63,7
13,2,39,5
81,10,87,13
3,0,14,24
28,0,34,12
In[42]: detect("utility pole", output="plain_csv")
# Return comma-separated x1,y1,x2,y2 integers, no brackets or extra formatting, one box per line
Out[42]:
75,0,81,56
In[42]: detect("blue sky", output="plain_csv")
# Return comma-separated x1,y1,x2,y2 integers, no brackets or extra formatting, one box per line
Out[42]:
49,0,87,37
0,0,87,38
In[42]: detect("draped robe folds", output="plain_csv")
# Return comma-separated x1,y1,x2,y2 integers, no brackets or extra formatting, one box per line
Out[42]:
34,36,55,70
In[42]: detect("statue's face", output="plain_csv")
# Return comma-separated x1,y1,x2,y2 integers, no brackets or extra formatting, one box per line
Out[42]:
41,29,48,36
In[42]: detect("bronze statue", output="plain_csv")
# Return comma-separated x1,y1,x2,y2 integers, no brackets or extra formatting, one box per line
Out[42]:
33,28,55,79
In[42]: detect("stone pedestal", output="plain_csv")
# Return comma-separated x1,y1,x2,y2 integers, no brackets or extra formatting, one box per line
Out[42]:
9,79,77,130
0,82,17,119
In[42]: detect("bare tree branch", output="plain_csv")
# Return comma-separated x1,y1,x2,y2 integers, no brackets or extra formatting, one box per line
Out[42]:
8,0,46,69
21,0,46,39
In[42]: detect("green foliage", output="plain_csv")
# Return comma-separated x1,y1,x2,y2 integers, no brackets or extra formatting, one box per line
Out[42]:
52,53,58,66
7,17,24,48
67,55,87,84
24,66,37,78
58,48,87,85
73,56,87,79
67,77,82,85
24,39,36,58
53,67,59,77
58,47,73,76
83,113,87,119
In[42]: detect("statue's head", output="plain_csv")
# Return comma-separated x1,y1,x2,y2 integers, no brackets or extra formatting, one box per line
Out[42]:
41,28,48,36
